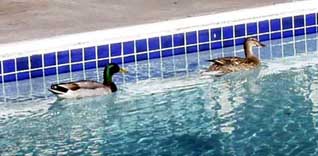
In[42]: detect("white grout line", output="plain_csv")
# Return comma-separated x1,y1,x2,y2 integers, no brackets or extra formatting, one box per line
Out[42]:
1,60,6,101
54,51,59,83
208,29,213,59
304,15,308,54
121,42,126,84
146,38,151,79
280,18,285,58
172,34,177,77
94,45,100,82
159,36,164,79
292,16,297,56
134,40,139,82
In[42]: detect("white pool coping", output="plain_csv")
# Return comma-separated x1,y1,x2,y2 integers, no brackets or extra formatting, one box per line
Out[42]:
0,0,317,60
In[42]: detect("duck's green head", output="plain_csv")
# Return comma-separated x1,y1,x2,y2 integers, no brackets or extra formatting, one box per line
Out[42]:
103,63,128,84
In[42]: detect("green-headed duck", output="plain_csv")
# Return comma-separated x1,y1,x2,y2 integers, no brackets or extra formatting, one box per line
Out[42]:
49,63,127,99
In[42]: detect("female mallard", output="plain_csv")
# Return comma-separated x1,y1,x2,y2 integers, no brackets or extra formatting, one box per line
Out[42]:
48,63,127,99
207,37,265,75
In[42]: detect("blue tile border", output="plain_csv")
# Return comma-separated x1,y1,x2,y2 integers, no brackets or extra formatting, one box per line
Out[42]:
0,12,317,83
3,59,15,73
84,47,96,61
16,57,29,71
31,54,42,69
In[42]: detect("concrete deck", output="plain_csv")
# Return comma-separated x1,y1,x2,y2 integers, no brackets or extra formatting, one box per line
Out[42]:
0,0,296,44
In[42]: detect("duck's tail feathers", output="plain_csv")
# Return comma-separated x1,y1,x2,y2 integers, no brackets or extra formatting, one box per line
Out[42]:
200,70,224,77
208,59,225,65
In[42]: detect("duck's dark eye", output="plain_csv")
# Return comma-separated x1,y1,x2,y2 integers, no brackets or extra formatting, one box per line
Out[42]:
51,85,58,89
51,85,68,93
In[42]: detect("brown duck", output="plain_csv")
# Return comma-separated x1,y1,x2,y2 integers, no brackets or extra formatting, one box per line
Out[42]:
207,37,265,75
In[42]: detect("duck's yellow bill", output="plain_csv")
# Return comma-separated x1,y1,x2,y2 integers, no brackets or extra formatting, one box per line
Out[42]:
119,68,128,73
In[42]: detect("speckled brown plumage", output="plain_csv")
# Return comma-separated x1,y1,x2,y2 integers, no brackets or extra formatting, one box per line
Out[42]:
207,38,265,75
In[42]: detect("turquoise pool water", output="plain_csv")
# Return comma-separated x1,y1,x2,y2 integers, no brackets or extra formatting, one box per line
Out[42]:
1,34,318,155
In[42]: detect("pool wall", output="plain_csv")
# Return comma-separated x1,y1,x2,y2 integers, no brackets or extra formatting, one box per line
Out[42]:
0,0,317,83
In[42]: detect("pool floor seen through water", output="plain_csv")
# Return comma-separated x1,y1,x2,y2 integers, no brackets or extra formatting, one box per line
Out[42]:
0,33,318,155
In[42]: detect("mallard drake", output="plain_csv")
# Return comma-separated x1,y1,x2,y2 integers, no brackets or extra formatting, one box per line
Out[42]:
207,37,265,75
48,63,128,99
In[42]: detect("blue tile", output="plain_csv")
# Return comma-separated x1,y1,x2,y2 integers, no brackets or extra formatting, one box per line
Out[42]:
85,62,96,70
186,31,197,45
270,19,281,31
84,47,96,60
211,28,221,41
186,46,197,53
295,29,305,36
44,52,56,66
223,26,233,39
16,57,29,71
31,69,43,78
174,47,185,55
283,44,294,57
294,15,304,28
306,27,317,34
110,58,122,64
111,43,122,57
161,35,173,48
124,56,135,63
136,39,147,52
4,74,16,82
283,17,293,29
123,41,134,54
31,54,42,69
211,42,222,49
223,40,234,47
306,14,316,26
71,48,83,62
58,65,70,74
235,38,245,46
283,30,293,38
235,24,245,37
57,50,69,64
3,59,15,73
272,46,283,58
98,59,108,67
199,30,209,43
97,45,109,59
162,49,173,57
71,63,83,72
137,54,148,61
17,72,29,80
199,44,209,51
259,34,270,41
149,51,161,59
247,22,257,35
259,20,269,33
149,37,160,50
44,67,56,76
173,33,185,46
271,32,281,40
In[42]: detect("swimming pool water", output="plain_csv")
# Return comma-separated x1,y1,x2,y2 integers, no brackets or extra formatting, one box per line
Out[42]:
1,33,318,155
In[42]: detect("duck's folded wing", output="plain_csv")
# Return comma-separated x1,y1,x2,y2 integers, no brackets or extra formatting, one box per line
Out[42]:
207,57,244,65
72,80,107,89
